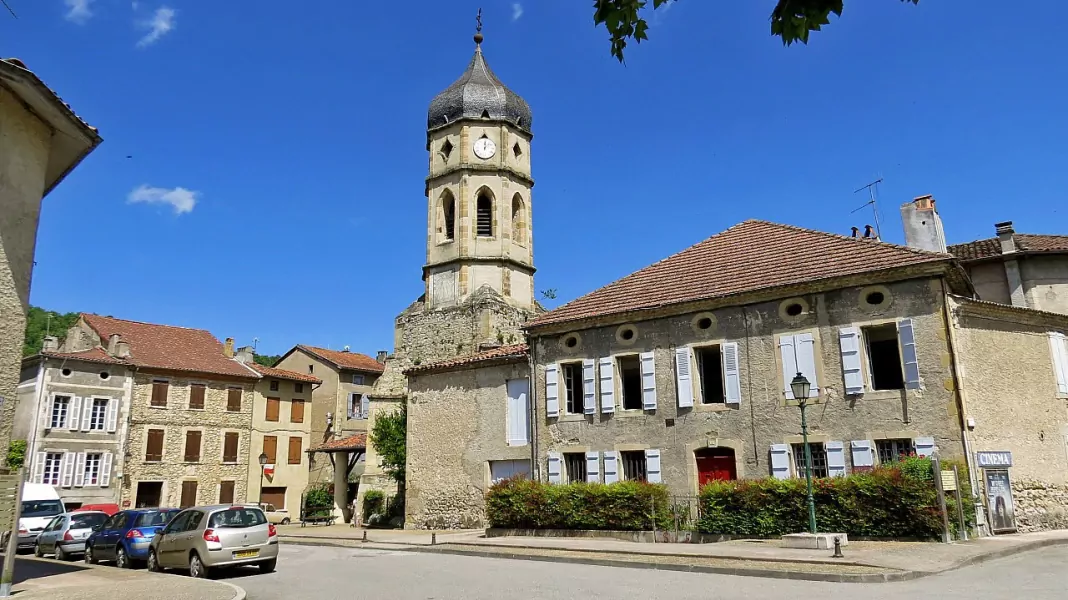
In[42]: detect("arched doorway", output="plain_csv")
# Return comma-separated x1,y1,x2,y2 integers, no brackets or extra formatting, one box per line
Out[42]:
695,447,737,487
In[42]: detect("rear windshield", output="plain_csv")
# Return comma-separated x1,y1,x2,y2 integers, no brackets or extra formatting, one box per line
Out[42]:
70,513,107,530
208,508,266,529
21,500,64,518
135,510,180,528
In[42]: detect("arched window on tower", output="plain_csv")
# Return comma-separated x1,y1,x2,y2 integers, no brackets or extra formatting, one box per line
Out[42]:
441,191,455,241
476,191,493,237
511,193,526,246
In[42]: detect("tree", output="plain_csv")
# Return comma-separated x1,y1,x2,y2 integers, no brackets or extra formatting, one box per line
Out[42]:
593,0,920,62
370,405,407,486
253,354,282,367
23,306,80,356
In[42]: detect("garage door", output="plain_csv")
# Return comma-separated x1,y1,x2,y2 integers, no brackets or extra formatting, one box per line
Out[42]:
260,487,287,510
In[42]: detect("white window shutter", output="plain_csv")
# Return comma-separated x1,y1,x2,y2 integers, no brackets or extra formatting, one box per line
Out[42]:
914,437,936,457
74,452,87,487
645,449,662,483
545,364,560,418
586,451,601,483
795,333,820,396
603,451,619,484
32,452,46,484
640,351,657,411
105,398,119,433
68,396,82,431
582,359,597,415
547,452,562,484
40,396,54,431
826,441,847,477
60,452,75,488
100,453,113,488
779,336,799,399
850,440,875,468
360,394,370,417
1049,333,1068,395
898,318,921,390
506,379,530,447
675,347,694,408
598,357,615,413
81,399,93,431
722,342,742,406
770,444,791,479
838,327,865,395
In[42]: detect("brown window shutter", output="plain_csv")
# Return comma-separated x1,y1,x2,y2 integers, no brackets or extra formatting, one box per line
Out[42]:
223,432,239,463
180,480,198,508
146,429,164,461
151,381,169,407
184,430,202,462
189,384,206,410
263,436,277,464
290,400,305,423
288,437,302,465
219,480,235,504
266,398,280,422
227,388,242,412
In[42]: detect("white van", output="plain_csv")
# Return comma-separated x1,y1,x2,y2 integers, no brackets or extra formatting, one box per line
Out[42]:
17,483,66,550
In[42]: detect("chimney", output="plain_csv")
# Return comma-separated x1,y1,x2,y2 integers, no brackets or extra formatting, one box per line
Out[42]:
850,226,859,238
42,336,59,353
224,338,235,358
863,224,874,239
235,346,255,364
115,340,131,359
107,334,121,356
900,195,947,253
995,221,1016,254
376,350,388,364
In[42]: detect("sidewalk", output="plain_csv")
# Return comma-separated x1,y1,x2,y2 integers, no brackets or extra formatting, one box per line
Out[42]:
5,555,245,600
278,524,1068,582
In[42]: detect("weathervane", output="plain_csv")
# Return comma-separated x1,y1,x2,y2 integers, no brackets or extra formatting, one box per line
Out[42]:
474,8,484,45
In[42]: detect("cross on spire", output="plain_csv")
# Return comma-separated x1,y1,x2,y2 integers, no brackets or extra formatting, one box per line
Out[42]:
474,8,484,45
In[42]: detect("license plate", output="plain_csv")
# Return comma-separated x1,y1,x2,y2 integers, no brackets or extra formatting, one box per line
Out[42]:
233,550,259,559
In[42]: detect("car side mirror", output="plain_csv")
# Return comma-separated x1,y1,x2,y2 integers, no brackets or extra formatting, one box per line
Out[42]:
92,525,102,532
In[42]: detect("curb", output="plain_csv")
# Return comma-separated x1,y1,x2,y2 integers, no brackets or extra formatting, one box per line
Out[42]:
19,555,247,600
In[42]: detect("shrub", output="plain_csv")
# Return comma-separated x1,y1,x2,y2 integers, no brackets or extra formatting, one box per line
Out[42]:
303,484,333,517
6,440,26,469
363,490,385,522
486,477,673,531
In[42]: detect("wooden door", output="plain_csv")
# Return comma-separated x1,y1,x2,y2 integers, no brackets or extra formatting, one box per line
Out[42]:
696,449,737,487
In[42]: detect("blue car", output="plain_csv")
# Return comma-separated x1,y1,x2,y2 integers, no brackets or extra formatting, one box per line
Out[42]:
85,508,180,568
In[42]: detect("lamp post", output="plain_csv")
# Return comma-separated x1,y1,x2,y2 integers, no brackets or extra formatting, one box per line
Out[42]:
790,372,818,535
258,452,268,507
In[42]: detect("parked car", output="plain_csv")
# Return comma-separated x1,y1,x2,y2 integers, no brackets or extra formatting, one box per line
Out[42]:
16,483,66,552
148,505,278,578
245,503,291,525
85,508,181,568
34,511,108,560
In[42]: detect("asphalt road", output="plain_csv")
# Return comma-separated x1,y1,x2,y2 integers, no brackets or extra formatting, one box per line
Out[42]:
233,544,1068,600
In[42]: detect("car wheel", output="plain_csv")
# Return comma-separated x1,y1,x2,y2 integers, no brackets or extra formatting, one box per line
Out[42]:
116,547,130,569
189,552,210,579
85,545,97,565
281,518,290,525
258,558,277,574
147,550,161,573
54,545,66,561
33,542,43,558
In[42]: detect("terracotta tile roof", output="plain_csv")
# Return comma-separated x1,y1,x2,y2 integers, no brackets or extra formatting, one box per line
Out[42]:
405,344,528,375
246,362,322,384
297,345,385,373
81,314,257,379
530,220,954,329
948,234,1068,261
41,348,126,365
310,433,367,453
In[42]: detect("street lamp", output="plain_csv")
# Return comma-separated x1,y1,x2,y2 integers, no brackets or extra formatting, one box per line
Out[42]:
258,452,269,507
790,372,818,535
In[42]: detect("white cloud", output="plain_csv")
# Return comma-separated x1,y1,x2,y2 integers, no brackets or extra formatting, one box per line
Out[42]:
64,0,93,24
127,184,198,215
136,6,176,47
511,3,523,21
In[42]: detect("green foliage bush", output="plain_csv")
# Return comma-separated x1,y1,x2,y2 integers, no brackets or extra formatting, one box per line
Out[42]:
303,484,333,517
363,490,385,522
6,440,26,469
486,478,673,531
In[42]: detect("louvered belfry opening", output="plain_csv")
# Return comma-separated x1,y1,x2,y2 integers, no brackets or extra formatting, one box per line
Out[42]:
443,193,456,240
476,192,493,237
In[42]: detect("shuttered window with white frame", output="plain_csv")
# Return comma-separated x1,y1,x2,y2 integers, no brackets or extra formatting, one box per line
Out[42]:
1049,332,1068,396
675,347,694,408
850,440,875,469
547,452,562,484
898,318,921,389
780,333,819,399
598,357,615,413
80,398,93,431
586,451,601,483
640,351,657,411
60,452,76,488
645,449,662,483
582,359,597,414
74,452,87,487
506,378,530,447
67,396,82,431
826,441,847,476
722,342,742,406
105,398,120,433
770,444,791,479
839,327,865,395
100,452,114,487
603,451,620,484
545,364,560,418
32,452,46,484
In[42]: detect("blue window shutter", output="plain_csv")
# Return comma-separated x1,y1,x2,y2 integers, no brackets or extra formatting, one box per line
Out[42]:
598,357,615,413
586,451,601,483
898,318,921,390
547,452,562,484
850,440,874,468
675,347,694,407
582,359,597,414
914,437,936,457
640,351,657,411
603,451,619,484
839,327,865,395
645,449,662,483
722,342,742,406
545,364,560,418
770,444,791,479
795,333,820,396
779,336,798,399
826,441,847,477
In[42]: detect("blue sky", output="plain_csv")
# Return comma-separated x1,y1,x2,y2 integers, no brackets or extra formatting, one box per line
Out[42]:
5,0,1067,357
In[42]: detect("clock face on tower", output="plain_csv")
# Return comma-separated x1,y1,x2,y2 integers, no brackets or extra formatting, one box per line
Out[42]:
473,137,496,160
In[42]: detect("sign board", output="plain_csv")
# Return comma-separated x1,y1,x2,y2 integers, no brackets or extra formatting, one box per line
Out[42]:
940,471,957,492
984,468,1017,534
976,451,1013,468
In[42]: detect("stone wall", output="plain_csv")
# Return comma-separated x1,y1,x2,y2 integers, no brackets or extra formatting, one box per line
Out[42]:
1011,480,1068,532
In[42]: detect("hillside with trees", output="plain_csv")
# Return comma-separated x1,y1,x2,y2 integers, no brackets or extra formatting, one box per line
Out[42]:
23,307,80,356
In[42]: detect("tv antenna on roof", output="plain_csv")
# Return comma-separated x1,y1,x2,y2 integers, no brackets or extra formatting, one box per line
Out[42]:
252,337,259,351
1,1,16,18
851,178,884,240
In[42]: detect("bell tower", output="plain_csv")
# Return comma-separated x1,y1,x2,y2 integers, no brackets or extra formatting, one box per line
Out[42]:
423,24,535,311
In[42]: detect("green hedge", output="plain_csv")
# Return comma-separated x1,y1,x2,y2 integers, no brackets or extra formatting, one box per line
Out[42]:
363,490,385,522
487,478,673,531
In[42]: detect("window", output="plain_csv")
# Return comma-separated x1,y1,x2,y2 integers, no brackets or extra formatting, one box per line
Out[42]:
792,443,829,478
42,452,63,485
308,364,314,374
50,396,70,429
269,380,279,392
219,481,236,504
180,481,198,508
83,453,102,486
561,363,583,415
506,379,530,447
864,324,905,390
876,439,915,464
99,371,110,380
184,430,202,462
442,191,456,241
352,374,365,385
88,398,108,431
441,139,454,160
145,429,164,462
564,452,586,484
1052,332,1068,396
291,399,305,423
208,507,266,529
620,450,647,481
511,194,525,245
288,437,302,464
151,380,169,407
349,393,367,419
189,384,206,410
695,345,724,404
262,435,277,464
295,382,304,393
266,398,280,422
476,192,493,237
223,432,239,464
490,459,531,484
618,356,643,411
227,387,242,412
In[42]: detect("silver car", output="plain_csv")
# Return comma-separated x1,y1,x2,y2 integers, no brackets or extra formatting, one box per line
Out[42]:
148,505,278,578
34,511,109,561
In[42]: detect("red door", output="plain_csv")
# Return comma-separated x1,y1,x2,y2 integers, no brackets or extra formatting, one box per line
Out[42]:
696,450,737,487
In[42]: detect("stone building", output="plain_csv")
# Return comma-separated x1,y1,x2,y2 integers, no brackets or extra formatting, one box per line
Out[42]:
0,57,101,456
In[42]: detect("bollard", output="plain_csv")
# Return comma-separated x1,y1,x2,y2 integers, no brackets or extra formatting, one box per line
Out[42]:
431,532,437,545
832,536,844,558
362,530,368,543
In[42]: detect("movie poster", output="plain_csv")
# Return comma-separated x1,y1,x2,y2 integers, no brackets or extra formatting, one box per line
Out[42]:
984,468,1017,533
